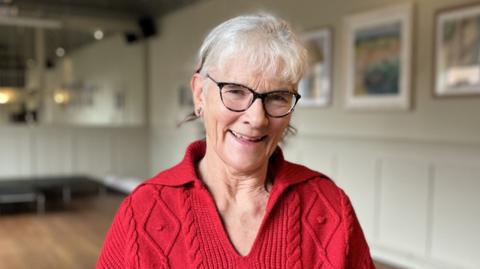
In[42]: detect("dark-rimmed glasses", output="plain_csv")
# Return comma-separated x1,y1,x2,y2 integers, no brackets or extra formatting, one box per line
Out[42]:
206,74,301,118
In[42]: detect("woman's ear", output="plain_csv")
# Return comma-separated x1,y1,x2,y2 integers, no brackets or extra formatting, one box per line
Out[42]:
191,73,206,115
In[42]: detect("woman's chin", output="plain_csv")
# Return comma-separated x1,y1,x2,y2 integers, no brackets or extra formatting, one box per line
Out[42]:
208,133,273,173
229,160,264,174
223,151,267,174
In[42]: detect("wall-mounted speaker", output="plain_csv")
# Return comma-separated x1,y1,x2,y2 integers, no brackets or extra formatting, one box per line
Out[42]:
124,32,139,44
138,16,157,38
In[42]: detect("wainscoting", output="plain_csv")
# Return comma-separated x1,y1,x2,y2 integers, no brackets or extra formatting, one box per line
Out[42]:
0,126,149,180
283,134,480,269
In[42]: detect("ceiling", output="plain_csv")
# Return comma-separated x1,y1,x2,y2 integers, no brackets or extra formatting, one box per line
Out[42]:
3,0,200,19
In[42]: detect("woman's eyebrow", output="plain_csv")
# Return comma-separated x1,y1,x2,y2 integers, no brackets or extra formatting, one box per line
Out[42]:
221,78,294,92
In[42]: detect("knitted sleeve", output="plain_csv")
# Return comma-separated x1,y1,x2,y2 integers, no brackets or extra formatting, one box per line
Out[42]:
96,196,138,269
340,190,376,269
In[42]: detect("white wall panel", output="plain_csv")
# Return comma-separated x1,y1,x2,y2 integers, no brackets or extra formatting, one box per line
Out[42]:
111,128,149,179
0,128,31,178
431,163,480,269
72,129,113,178
150,127,199,174
33,128,73,175
378,157,430,256
0,127,146,181
281,141,302,164
296,138,337,179
336,154,377,241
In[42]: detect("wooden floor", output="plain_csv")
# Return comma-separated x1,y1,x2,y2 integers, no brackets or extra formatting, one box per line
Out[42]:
0,193,402,269
0,193,123,269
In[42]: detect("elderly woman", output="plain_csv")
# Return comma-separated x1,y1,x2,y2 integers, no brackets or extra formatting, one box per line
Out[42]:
97,13,374,269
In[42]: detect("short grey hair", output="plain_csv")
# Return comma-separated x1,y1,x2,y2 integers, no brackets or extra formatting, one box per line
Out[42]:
195,12,308,84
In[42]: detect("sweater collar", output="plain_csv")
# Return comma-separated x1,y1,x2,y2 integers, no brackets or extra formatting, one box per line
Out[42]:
146,140,321,189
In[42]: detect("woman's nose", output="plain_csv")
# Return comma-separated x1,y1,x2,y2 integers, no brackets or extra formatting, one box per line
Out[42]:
242,98,268,127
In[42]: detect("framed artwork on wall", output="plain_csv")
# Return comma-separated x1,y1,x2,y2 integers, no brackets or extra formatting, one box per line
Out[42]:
298,27,332,107
434,3,480,97
343,3,413,110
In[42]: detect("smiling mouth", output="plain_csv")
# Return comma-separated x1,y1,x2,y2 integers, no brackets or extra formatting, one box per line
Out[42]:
229,130,267,142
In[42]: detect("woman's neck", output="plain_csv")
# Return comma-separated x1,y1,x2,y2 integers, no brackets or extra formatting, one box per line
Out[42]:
197,151,270,213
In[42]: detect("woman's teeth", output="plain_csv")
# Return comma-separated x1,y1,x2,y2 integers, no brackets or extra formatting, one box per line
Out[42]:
230,130,265,142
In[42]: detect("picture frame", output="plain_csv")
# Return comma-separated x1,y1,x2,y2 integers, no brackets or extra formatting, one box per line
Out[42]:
344,3,413,110
298,27,333,107
434,3,480,97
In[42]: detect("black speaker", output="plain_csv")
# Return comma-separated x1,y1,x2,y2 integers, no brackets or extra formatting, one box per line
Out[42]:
46,59,55,69
124,32,139,44
138,16,157,38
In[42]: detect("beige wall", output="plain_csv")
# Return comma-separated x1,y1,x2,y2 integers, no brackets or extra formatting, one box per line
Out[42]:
148,0,480,268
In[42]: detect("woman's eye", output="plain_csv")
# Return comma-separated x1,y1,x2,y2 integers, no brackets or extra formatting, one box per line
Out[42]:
224,86,248,96
272,95,287,101
269,93,291,103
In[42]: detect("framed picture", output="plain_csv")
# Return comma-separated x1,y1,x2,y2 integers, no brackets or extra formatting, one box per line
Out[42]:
434,3,480,97
298,27,332,107
344,3,413,110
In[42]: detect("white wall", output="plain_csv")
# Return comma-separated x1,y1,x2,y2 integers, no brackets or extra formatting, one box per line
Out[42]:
0,125,149,180
148,0,480,268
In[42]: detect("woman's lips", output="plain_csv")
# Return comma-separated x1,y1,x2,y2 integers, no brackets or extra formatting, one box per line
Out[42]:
229,130,267,142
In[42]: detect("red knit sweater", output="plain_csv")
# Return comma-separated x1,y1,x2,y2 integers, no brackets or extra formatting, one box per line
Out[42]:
97,140,375,269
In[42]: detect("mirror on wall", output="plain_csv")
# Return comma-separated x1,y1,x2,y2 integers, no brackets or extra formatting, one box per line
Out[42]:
0,22,146,126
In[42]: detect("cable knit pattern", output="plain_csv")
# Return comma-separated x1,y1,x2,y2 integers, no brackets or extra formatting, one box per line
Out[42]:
286,192,302,269
125,197,140,269
142,197,170,269
342,190,354,259
182,189,205,269
97,140,375,269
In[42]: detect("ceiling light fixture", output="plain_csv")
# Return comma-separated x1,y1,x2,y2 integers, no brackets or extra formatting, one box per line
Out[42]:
94,29,104,40
53,89,70,105
56,47,65,57
0,92,10,104
0,88,13,104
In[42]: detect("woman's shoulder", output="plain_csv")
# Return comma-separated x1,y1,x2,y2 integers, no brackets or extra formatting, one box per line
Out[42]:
282,160,344,195
283,160,350,211
112,179,186,223
297,177,347,206
130,179,186,204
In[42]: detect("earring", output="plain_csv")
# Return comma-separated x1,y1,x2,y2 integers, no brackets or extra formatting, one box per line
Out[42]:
195,107,203,117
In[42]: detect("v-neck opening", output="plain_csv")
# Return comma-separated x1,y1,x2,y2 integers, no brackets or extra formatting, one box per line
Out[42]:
196,184,280,259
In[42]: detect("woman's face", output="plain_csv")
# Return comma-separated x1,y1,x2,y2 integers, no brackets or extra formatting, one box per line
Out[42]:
192,62,294,174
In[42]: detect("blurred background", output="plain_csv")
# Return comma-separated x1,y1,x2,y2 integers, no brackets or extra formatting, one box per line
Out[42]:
0,0,479,268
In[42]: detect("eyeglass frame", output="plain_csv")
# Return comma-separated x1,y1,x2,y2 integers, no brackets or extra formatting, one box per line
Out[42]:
204,74,301,118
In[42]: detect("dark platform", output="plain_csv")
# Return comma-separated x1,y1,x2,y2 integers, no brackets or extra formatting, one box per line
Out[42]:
0,176,102,214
